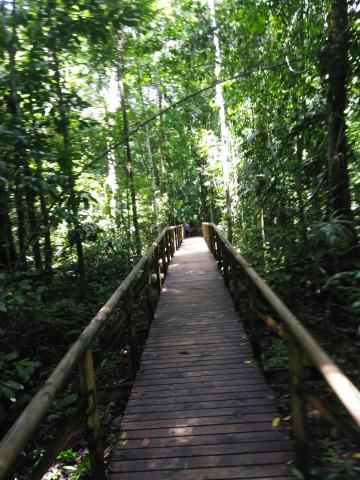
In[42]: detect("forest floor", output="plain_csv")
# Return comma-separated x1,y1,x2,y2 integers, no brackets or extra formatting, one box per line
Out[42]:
261,312,360,480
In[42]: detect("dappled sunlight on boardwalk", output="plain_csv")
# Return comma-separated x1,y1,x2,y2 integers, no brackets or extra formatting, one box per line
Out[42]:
110,237,294,480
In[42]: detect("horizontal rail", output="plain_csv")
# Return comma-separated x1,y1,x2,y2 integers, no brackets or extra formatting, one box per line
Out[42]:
202,222,360,427
0,225,183,478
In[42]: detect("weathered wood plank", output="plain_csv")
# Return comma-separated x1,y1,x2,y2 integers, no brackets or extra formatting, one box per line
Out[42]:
109,465,292,479
111,451,292,472
116,430,289,450
128,389,272,406
123,404,278,422
113,440,291,461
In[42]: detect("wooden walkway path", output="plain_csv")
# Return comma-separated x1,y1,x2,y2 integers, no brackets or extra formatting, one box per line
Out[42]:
110,237,294,480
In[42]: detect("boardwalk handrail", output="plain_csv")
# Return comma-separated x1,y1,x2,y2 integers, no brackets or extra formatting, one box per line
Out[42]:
0,225,183,479
202,222,360,474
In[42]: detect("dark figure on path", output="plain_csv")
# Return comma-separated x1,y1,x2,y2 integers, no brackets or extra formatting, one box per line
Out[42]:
184,223,190,238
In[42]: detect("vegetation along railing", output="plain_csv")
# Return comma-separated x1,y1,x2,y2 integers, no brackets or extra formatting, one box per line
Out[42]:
0,225,183,480
202,222,360,476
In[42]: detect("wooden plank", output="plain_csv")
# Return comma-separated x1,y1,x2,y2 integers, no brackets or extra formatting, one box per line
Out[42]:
137,365,262,377
113,440,291,461
116,430,289,450
139,358,254,371
132,378,266,391
124,404,278,422
110,237,293,479
131,383,271,399
128,390,272,406
121,413,276,431
117,421,286,439
111,451,292,472
109,465,292,479
135,371,264,382
126,397,276,413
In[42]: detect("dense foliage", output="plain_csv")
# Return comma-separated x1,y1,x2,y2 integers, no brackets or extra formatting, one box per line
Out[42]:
0,0,359,477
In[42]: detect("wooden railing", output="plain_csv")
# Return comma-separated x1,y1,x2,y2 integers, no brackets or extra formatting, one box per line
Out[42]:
0,225,184,479
202,222,360,476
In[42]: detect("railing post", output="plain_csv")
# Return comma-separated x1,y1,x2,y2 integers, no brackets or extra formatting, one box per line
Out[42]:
165,231,171,267
214,233,221,268
247,284,262,363
125,285,139,377
161,235,168,276
202,223,208,244
171,229,175,256
175,227,179,248
230,259,241,311
288,339,309,477
156,244,162,295
209,226,214,254
145,259,154,324
222,246,230,287
79,348,106,480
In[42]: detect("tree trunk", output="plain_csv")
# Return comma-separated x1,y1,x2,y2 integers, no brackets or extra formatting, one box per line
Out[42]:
326,0,352,221
136,69,160,228
0,171,16,268
207,0,233,241
195,151,211,222
49,15,86,288
1,0,29,269
116,51,142,257
157,85,166,185
295,136,308,247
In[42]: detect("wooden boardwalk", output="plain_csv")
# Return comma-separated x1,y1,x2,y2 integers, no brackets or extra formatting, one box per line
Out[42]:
110,237,294,480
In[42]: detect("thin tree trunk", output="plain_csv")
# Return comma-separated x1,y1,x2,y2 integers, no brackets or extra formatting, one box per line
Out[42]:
1,0,28,269
49,14,86,288
157,85,166,184
24,167,42,270
195,151,211,222
207,0,233,241
9,0,41,271
136,69,160,227
116,51,142,257
260,208,267,270
30,114,53,273
326,0,352,221
295,136,308,247
0,171,16,268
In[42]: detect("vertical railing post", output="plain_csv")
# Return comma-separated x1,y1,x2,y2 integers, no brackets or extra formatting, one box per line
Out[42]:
247,283,262,363
209,226,215,255
202,223,207,245
214,233,221,268
230,259,241,311
156,244,162,295
165,230,171,265
162,235,168,276
288,339,309,477
222,245,229,287
125,285,139,377
171,229,175,256
175,226,179,248
145,259,154,325
79,348,106,479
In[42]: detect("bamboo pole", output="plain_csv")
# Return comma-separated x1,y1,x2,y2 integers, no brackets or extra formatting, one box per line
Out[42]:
79,349,106,479
125,285,139,377
145,259,154,325
288,340,308,475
